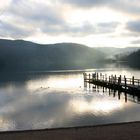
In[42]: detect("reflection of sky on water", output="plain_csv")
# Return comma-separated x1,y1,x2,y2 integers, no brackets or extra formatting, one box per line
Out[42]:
0,68,140,131
26,73,82,91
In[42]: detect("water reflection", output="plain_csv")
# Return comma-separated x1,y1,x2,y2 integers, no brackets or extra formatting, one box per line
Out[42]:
0,117,15,131
69,98,123,114
0,68,140,131
26,72,82,91
85,82,140,104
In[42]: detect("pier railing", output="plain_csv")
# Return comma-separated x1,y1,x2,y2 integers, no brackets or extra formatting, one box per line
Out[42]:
83,73,140,92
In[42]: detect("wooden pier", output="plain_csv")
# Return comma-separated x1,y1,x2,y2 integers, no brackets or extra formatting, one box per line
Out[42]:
83,73,140,94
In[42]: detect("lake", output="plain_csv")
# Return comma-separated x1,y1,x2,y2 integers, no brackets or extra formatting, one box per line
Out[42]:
0,67,140,131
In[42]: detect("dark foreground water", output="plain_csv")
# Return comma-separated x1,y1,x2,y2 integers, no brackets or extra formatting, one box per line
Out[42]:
0,67,140,131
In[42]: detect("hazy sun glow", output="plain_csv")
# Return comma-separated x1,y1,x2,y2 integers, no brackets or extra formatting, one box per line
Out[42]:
0,0,12,13
65,8,129,24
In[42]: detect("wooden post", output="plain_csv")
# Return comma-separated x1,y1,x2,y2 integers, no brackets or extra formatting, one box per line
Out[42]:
97,73,99,80
84,73,87,87
105,74,107,81
84,73,86,80
92,73,94,80
93,72,96,80
114,75,116,83
124,76,127,90
100,73,102,80
89,74,91,88
83,73,85,87
111,75,113,83
118,75,121,85
88,73,90,83
95,72,97,80
132,76,135,86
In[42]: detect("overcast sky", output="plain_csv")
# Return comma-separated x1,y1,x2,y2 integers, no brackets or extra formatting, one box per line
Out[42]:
0,0,140,47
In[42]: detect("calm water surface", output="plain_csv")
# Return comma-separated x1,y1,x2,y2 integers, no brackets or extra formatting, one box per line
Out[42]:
0,67,140,131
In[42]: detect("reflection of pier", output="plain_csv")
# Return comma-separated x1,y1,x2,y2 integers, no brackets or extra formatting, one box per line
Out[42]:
84,73,140,93
105,88,140,104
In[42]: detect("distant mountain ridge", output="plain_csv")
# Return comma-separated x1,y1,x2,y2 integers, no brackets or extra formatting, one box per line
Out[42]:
0,39,105,72
95,47,140,59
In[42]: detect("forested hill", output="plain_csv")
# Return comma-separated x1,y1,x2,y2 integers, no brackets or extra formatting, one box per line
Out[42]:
0,39,105,72
122,50,140,68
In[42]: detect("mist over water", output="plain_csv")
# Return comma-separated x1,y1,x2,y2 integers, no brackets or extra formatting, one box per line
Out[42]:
0,67,140,131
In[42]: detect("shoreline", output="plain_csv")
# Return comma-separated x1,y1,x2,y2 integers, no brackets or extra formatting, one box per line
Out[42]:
0,121,140,140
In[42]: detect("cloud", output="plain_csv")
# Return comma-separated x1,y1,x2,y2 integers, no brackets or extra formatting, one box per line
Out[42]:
61,0,116,7
61,0,140,16
41,22,119,36
0,0,66,38
8,0,64,26
0,20,35,38
0,0,139,47
131,39,140,44
0,0,119,38
96,22,119,33
0,0,12,15
126,20,140,33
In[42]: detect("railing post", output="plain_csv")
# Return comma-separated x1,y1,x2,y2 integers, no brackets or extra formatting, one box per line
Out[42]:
111,75,113,83
94,72,96,80
114,75,116,83
83,73,87,87
89,74,91,81
120,75,122,84
97,73,99,80
132,76,134,86
118,75,121,85
92,73,94,80
84,73,87,80
89,74,91,88
124,75,127,90
103,75,104,81
105,74,107,81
